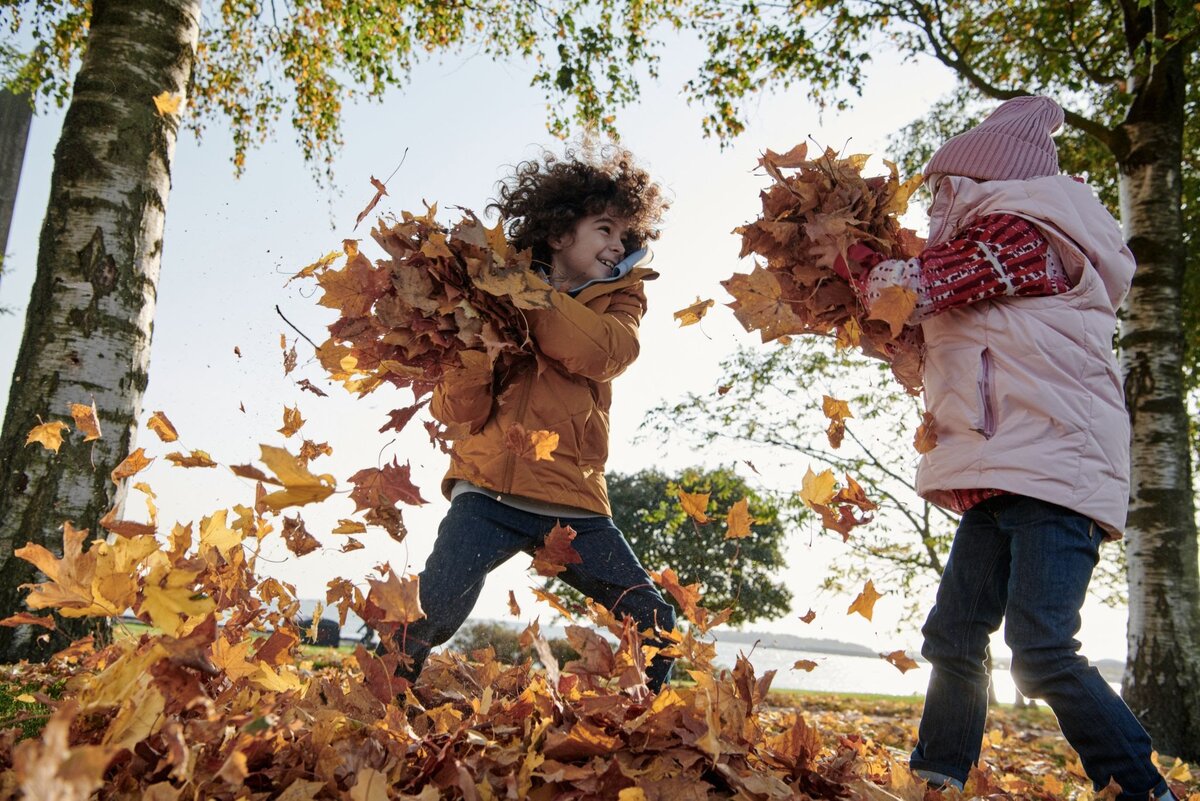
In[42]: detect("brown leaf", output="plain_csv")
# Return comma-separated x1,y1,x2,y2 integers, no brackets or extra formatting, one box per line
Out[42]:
281,515,321,557
340,537,365,553
111,448,154,483
363,570,425,627
70,401,102,441
165,450,218,468
354,176,388,229
673,297,715,327
721,267,808,343
348,458,427,512
531,523,583,577
881,649,919,674
147,411,179,442
278,405,305,438
296,378,328,397
799,609,816,624
792,659,819,672
507,590,520,617
0,612,56,631
914,411,938,453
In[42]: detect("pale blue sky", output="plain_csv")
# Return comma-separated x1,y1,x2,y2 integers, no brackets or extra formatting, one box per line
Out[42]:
0,40,1132,662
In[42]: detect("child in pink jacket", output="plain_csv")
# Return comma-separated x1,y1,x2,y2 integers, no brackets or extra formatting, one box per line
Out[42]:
862,96,1176,801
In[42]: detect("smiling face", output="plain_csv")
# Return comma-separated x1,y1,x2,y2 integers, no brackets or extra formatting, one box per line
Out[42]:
547,211,632,291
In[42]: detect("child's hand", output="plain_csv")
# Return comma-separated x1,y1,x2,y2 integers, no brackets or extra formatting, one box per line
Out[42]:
862,258,922,312
831,243,884,290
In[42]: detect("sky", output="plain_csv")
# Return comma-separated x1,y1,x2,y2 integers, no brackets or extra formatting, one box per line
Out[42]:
0,35,1134,663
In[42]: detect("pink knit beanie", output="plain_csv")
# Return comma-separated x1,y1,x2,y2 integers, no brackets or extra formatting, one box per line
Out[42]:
925,95,1064,181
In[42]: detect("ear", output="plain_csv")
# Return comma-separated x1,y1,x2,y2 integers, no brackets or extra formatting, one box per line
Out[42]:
547,231,572,252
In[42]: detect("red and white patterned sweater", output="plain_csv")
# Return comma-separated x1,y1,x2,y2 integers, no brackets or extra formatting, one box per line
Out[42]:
865,213,1072,513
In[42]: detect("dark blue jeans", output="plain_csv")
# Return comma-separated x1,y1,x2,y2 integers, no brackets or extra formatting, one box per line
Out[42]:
393,492,677,689
911,495,1168,801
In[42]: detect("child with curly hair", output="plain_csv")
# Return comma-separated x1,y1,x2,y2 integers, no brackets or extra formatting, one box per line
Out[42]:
860,96,1176,800
392,145,677,691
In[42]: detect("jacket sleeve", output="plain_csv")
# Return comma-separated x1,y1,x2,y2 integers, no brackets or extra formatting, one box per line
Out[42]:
430,350,494,435
524,283,647,382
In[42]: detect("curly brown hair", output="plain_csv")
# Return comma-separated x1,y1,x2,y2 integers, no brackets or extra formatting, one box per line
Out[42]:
489,145,667,268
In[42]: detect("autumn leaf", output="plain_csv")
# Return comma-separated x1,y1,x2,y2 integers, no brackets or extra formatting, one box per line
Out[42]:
354,176,388,230
258,444,337,512
165,450,218,468
297,378,329,397
725,498,754,539
531,523,583,577
281,515,321,557
507,590,520,617
12,702,116,801
139,564,215,637
673,297,715,327
677,488,712,524
340,537,365,553
799,609,817,624
822,394,853,448
847,579,884,621
152,90,183,115
147,411,179,442
721,266,808,343
70,401,102,441
651,567,702,621
25,420,69,452
792,659,819,672
333,519,367,535
505,423,559,462
798,466,837,509
111,448,154,483
0,612,56,631
348,458,427,512
867,285,918,338
363,570,425,627
278,405,305,438
881,649,919,673
531,587,576,621
914,411,938,453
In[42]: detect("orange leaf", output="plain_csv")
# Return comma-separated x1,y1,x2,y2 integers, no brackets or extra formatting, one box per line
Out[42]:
507,590,520,617
531,588,576,621
165,450,217,468
721,266,808,343
799,609,816,624
652,567,702,621
673,297,715,327
504,423,558,462
881,649,920,673
146,411,178,442
677,488,711,524
25,420,69,452
847,579,884,621
152,91,183,115
363,570,425,627
914,411,938,453
798,466,837,509
281,515,321,557
531,523,583,577
792,659,819,672
867,285,918,337
354,176,388,230
725,498,754,539
70,402,101,442
348,458,427,511
111,448,153,483
821,395,853,422
0,612,56,631
278,405,305,438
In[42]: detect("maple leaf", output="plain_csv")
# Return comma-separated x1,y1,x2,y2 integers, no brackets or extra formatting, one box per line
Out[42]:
70,401,101,441
673,297,715,327
99,505,156,539
725,498,754,539
378,398,429,434
165,449,218,468
278,405,305,438
298,439,333,462
12,702,116,801
283,341,298,375
152,90,183,115
111,447,153,483
146,410,179,442
26,420,69,452
652,567,702,621
505,423,559,462
799,609,817,624
531,587,576,621
881,649,919,673
363,570,425,627
798,466,837,509
348,457,427,512
792,659,819,672
354,176,388,230
868,285,918,338
198,509,246,557
531,522,583,577
721,266,808,343
257,444,337,512
139,564,216,637
340,537,364,553
914,411,938,454
333,519,367,535
281,515,321,557
677,488,712,524
16,523,115,616
317,250,390,318
507,590,520,617
847,579,884,621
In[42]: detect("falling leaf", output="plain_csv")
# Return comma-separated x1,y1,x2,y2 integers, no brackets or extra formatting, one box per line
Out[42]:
792,659,819,672
165,450,218,468
531,587,576,621
799,609,816,624
881,649,919,673
348,458,427,512
725,498,754,539
147,411,179,442
283,343,298,375
531,523,583,577
278,406,305,438
847,579,884,621
0,612,56,631
354,176,389,230
297,378,328,397
25,420,69,452
111,448,154,483
152,91,183,115
333,519,367,535
363,570,425,627
721,266,808,343
867,285,918,338
281,515,321,557
258,445,337,512
673,297,715,327
507,591,520,617
677,488,712,524
233,346,242,358
340,538,365,553
914,411,938,453
71,401,102,441
798,466,837,509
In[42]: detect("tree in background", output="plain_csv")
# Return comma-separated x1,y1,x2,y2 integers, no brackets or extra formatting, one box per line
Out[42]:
547,466,792,628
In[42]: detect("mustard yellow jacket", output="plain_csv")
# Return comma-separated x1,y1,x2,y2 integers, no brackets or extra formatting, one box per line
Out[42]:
431,267,657,516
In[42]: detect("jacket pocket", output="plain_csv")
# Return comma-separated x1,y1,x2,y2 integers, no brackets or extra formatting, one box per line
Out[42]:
972,348,997,439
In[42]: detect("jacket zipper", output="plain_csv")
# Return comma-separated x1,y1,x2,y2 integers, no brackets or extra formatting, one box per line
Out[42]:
501,370,535,492
976,348,996,439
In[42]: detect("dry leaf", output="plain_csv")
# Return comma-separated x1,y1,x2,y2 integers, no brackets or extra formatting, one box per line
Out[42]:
147,411,179,442
111,448,154,483
531,523,583,578
914,411,938,453
673,297,715,327
881,649,919,673
677,488,712,524
26,420,69,452
152,91,183,115
725,498,754,539
847,579,884,621
71,401,102,441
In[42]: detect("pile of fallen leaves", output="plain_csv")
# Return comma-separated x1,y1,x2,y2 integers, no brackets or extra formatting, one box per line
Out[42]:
297,206,555,450
721,144,926,393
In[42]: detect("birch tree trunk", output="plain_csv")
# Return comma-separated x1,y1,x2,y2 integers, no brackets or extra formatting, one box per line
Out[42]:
0,88,33,286
0,0,200,663
1116,41,1200,761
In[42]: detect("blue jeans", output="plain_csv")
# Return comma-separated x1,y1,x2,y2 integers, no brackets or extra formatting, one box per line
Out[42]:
911,495,1168,801
393,492,677,689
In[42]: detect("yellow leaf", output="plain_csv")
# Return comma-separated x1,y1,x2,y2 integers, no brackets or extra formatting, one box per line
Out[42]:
252,663,302,693
14,694,35,703
529,429,558,461
677,488,711,524
725,498,753,539
257,444,336,512
1166,760,1192,782
139,564,214,637
333,519,367,535
914,411,938,454
211,635,258,681
847,579,883,621
146,411,178,442
673,297,715,327
25,420,68,452
821,395,852,422
278,405,305,438
199,510,245,557
70,402,102,441
165,449,217,468
798,466,837,509
867,285,918,337
111,447,154,483
618,790,648,801
152,91,183,115
835,317,861,350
